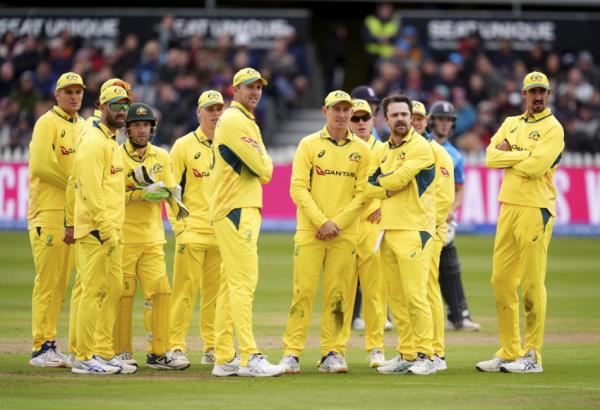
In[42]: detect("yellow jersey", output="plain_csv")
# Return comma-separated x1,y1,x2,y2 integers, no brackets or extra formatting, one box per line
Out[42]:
430,139,455,232
121,139,175,244
209,101,273,222
167,128,214,235
28,106,83,228
486,108,564,215
366,127,436,235
73,122,125,240
290,126,371,234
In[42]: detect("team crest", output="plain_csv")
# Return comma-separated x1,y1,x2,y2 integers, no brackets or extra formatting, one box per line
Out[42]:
152,163,163,173
136,106,148,115
349,152,361,162
528,130,541,140
530,73,544,81
46,234,54,246
178,244,186,254
66,73,79,80
397,152,406,160
318,150,326,158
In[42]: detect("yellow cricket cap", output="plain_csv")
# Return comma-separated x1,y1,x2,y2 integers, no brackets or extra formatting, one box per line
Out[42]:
522,71,550,91
233,67,268,87
100,78,133,97
56,72,85,90
100,86,132,105
325,90,353,107
198,90,225,108
412,100,427,117
352,99,372,115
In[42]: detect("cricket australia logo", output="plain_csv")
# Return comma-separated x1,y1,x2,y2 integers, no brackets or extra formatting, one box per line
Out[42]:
349,152,361,162
397,152,406,160
136,106,147,115
530,73,544,81
152,163,163,173
528,130,541,141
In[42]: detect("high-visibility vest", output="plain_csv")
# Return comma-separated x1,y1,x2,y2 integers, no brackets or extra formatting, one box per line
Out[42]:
364,14,400,58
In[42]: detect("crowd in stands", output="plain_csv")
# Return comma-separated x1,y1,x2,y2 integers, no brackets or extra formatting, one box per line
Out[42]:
362,3,600,153
0,15,309,150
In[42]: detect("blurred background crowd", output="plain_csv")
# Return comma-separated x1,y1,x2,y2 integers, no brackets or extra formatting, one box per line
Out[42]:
1,4,599,154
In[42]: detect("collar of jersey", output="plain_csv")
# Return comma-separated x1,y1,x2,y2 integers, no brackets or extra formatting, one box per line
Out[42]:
93,121,117,140
193,127,212,144
92,109,101,119
366,134,378,149
51,105,79,123
320,126,353,145
521,108,553,123
125,138,155,160
388,127,415,149
231,101,255,121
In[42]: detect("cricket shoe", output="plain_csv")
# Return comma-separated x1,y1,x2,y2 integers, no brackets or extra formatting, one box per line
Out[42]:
368,348,385,368
238,354,285,377
279,355,301,374
318,352,348,373
71,358,120,375
377,354,413,374
211,355,240,377
147,351,190,370
500,349,543,373
94,354,137,374
446,318,481,331
29,341,64,368
64,354,76,369
116,351,138,367
171,349,190,367
476,356,511,372
433,354,447,371
201,348,215,365
352,317,366,330
407,354,437,375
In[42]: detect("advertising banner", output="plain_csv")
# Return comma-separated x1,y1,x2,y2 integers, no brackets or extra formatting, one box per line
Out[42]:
3,162,599,235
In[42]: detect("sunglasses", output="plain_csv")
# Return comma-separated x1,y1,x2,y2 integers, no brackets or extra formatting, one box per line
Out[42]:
351,115,372,123
108,103,130,112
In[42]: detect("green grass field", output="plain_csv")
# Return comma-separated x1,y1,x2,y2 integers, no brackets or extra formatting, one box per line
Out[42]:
0,231,599,409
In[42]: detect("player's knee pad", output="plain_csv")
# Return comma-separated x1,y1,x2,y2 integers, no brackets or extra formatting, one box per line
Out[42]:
439,242,461,277
122,275,137,298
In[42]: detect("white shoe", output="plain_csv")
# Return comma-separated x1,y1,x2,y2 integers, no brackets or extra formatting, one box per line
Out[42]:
368,349,385,368
377,354,413,374
201,348,215,365
476,356,511,372
64,354,76,369
461,318,481,331
352,317,366,330
384,319,393,331
116,352,138,367
319,352,348,373
433,355,447,371
407,355,437,375
238,354,285,377
500,350,543,373
29,349,64,368
171,349,190,366
280,355,301,374
94,355,137,374
71,358,120,375
147,351,190,370
211,355,240,377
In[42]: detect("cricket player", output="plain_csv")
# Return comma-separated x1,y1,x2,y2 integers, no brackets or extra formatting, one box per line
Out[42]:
64,77,134,367
280,91,371,374
70,85,136,375
28,72,85,367
366,94,437,376
339,98,386,368
209,68,284,377
477,71,564,373
429,101,481,331
112,102,189,370
167,91,225,367
410,101,455,371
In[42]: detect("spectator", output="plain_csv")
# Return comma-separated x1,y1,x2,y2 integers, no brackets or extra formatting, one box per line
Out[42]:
363,2,401,78
10,71,41,118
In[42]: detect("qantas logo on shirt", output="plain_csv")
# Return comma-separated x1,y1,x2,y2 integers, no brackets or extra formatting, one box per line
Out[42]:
240,136,263,154
440,166,450,177
110,165,124,174
314,165,355,177
60,146,75,155
192,168,210,178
